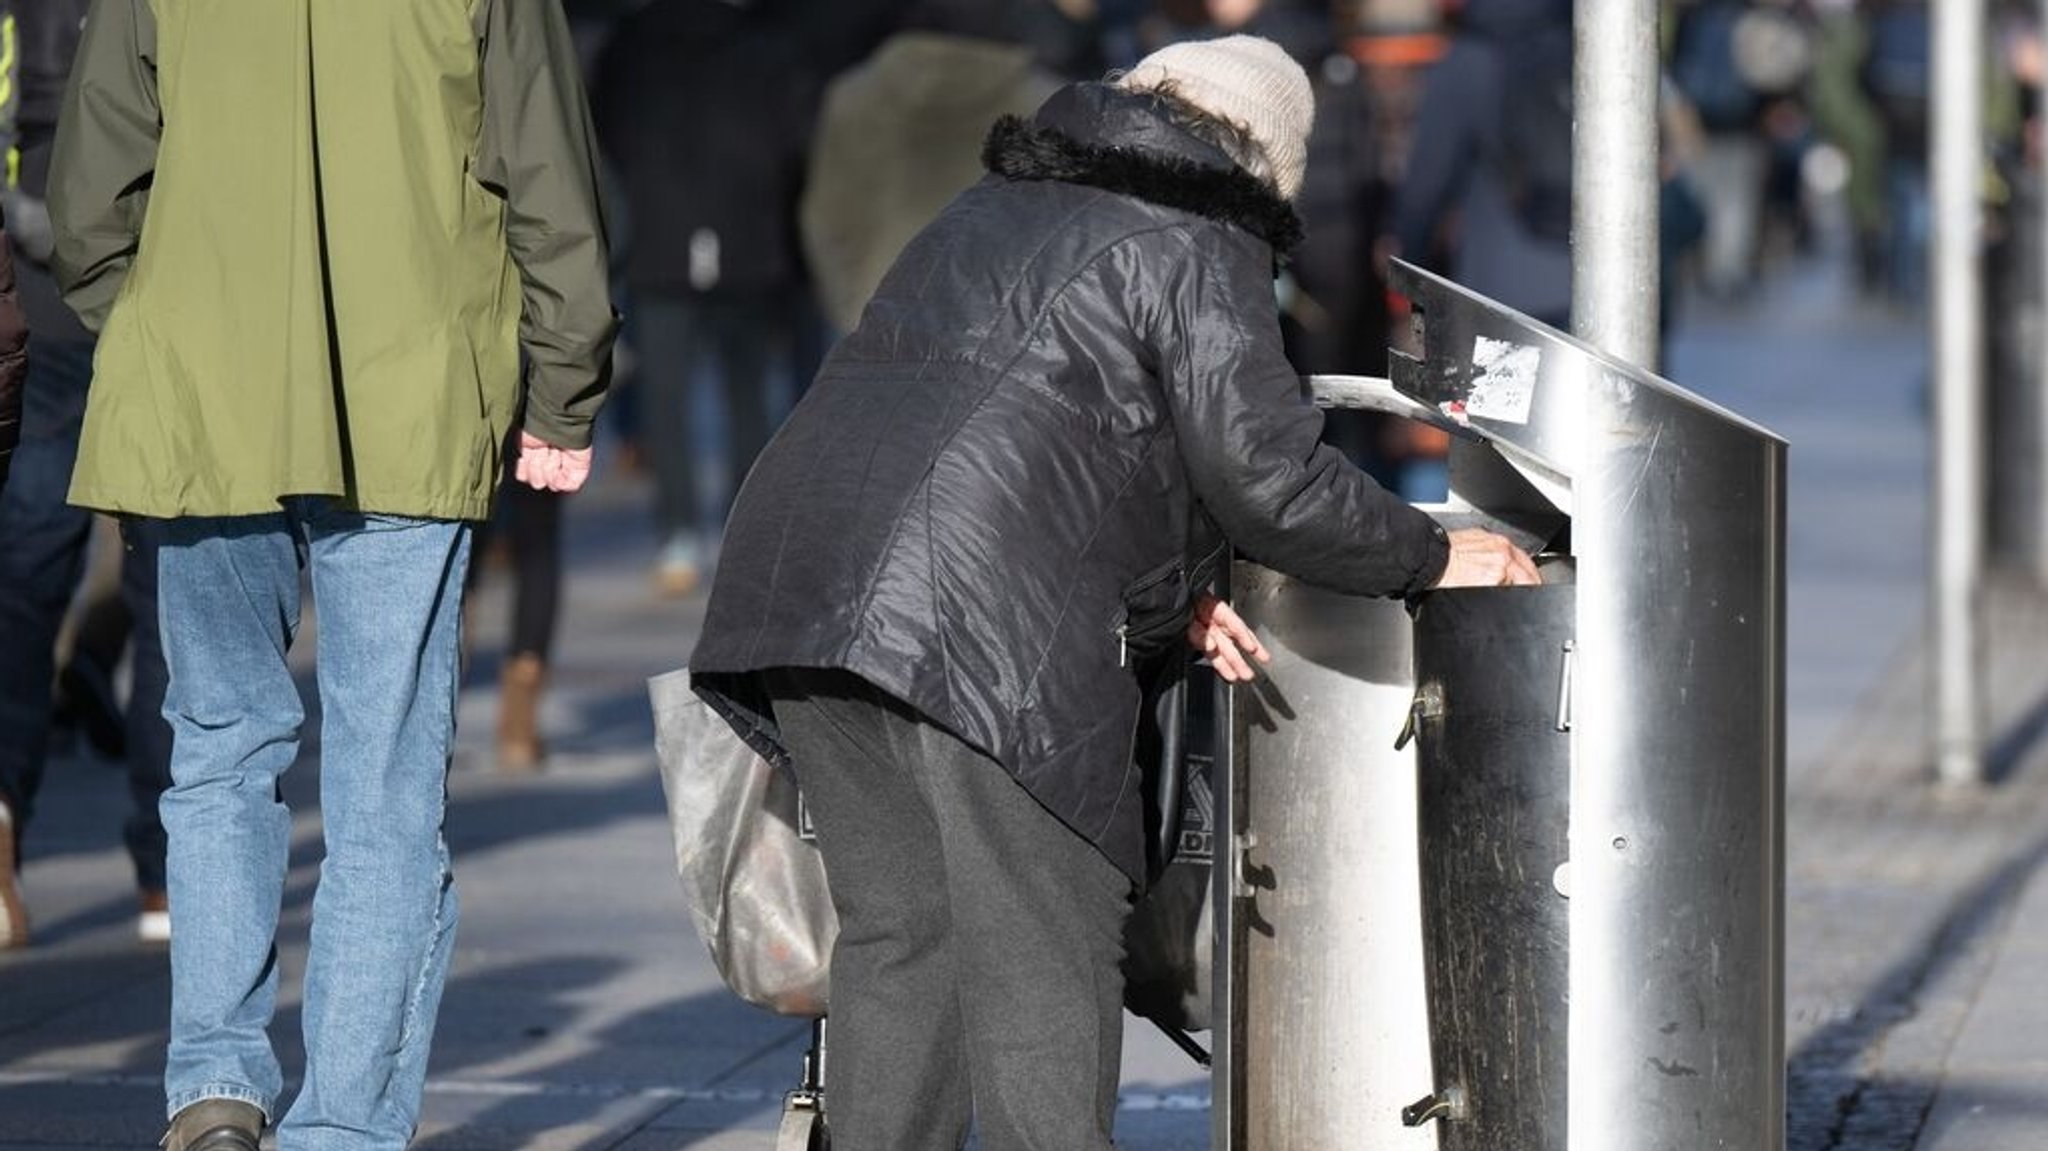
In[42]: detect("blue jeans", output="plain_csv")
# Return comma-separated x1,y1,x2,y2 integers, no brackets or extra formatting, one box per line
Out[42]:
0,340,171,892
153,499,471,1148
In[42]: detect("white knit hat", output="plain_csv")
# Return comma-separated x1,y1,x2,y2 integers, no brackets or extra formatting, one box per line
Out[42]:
1119,35,1314,201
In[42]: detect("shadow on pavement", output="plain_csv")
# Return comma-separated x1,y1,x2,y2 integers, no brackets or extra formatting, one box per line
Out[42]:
1787,822,2048,1151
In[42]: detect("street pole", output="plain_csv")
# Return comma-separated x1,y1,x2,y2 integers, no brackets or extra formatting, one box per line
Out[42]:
1933,0,1985,785
2037,0,2048,588
1571,0,1662,367
1568,5,1674,1150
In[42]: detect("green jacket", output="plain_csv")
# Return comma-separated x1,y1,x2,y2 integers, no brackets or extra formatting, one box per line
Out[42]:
52,0,615,520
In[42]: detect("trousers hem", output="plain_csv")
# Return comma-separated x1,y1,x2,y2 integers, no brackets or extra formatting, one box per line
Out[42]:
166,1084,273,1125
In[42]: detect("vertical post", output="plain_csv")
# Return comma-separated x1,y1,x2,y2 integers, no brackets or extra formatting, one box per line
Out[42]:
1571,0,1662,366
1933,0,1985,784
1212,571,1242,1151
2038,0,2048,586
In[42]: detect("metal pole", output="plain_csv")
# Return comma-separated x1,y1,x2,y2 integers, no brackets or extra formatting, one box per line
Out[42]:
1933,0,1985,785
1570,0,1662,367
2037,0,2048,587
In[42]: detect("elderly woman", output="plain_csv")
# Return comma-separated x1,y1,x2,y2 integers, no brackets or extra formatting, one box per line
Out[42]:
690,35,1535,1151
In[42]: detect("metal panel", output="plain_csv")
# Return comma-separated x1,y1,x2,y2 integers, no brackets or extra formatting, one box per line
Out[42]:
1231,564,1440,1151
1569,363,1785,1151
1411,583,1576,1151
1395,263,1785,1150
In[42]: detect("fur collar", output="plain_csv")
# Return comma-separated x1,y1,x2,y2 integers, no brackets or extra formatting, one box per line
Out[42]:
981,113,1304,255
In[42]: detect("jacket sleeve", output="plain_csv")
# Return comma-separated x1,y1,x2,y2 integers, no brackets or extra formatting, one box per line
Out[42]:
474,0,617,451
1142,227,1448,598
47,0,156,334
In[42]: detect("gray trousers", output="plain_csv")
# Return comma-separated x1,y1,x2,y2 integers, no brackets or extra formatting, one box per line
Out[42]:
762,668,1134,1151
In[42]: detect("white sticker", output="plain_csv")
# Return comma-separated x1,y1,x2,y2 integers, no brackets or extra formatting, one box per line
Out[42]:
1468,336,1541,425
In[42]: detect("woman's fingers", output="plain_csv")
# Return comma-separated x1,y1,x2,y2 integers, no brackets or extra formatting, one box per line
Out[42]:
1210,599,1270,665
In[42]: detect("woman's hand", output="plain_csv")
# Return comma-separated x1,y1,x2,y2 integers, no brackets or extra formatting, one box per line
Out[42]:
1434,528,1541,588
1187,594,1270,683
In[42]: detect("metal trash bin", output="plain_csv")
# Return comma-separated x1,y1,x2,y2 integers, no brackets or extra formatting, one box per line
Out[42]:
1212,263,1786,1151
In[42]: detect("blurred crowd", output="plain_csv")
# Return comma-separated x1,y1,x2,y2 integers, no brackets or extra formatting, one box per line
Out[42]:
565,0,2048,590
11,0,2048,951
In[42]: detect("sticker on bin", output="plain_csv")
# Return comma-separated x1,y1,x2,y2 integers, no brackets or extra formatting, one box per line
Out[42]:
1466,335,1542,425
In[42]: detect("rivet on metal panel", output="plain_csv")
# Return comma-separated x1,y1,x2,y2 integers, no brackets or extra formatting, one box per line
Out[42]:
1612,835,1630,852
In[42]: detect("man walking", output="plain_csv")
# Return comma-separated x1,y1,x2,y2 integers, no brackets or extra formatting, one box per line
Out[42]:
50,2,613,1148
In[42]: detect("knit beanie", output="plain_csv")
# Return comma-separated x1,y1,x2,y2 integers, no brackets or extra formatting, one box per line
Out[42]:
1118,35,1314,201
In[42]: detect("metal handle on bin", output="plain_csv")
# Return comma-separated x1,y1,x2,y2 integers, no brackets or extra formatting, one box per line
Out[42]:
1395,683,1445,751
1231,831,1260,899
1555,640,1576,733
1304,374,1478,441
1401,1088,1462,1126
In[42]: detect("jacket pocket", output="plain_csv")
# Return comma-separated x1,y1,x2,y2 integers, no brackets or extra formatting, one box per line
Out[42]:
1111,557,1190,667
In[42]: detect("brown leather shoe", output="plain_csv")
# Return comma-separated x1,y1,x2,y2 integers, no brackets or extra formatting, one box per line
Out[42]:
162,1099,264,1151
497,653,547,774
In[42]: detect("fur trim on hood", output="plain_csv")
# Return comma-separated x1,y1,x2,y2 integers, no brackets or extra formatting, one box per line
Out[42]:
981,113,1304,255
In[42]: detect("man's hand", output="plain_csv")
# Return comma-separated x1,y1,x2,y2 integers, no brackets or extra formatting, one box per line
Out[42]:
1433,528,1542,588
1188,594,1270,683
514,431,593,493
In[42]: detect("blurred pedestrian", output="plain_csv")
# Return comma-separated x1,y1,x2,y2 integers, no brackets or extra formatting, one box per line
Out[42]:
595,0,821,598
1808,0,1889,291
50,2,613,1150
691,36,1536,1150
1186,0,1405,473
1386,0,1575,328
0,0,174,951
0,2,24,506
1860,0,1932,304
1669,0,1807,299
468,457,567,773
800,0,1070,336
0,1,31,947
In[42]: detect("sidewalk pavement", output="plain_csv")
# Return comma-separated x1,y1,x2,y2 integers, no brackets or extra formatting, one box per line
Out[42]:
5,256,2048,1150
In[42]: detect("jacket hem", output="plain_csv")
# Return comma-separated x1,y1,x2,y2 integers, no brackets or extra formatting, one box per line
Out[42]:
66,484,494,523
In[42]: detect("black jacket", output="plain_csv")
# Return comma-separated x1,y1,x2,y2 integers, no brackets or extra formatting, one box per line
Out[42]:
691,84,1448,881
593,0,897,299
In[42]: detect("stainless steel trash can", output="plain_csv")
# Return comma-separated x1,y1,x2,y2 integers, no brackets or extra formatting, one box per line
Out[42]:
1213,263,1785,1151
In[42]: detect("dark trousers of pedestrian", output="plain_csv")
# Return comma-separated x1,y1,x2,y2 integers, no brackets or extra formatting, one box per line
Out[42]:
636,292,790,561
761,667,1134,1151
0,339,170,894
